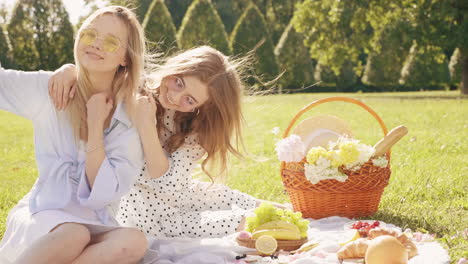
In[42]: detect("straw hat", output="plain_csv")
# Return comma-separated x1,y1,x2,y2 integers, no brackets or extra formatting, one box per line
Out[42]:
292,115,353,151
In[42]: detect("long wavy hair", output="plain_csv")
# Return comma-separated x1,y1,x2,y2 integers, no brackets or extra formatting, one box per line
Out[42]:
145,46,248,180
69,6,145,141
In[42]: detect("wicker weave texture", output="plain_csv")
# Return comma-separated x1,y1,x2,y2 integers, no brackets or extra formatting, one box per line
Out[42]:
280,97,392,219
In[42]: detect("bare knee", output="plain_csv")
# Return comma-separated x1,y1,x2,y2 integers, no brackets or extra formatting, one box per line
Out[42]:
112,228,147,262
51,223,91,248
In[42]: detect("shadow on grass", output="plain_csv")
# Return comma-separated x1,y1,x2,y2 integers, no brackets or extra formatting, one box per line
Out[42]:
368,210,450,236
353,94,468,100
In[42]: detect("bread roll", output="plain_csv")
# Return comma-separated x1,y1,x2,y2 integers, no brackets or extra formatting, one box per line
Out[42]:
365,235,408,264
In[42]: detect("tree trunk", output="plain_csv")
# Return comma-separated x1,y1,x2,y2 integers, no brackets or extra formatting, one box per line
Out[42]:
461,47,468,95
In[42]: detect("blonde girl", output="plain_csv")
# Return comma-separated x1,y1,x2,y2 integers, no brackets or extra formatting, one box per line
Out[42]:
0,6,148,264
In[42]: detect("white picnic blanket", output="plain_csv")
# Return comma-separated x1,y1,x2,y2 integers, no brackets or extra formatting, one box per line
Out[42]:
140,216,450,264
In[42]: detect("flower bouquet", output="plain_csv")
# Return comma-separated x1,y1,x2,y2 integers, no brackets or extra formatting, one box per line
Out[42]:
277,97,407,219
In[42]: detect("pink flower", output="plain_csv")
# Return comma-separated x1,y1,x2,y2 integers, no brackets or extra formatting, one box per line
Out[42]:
457,258,467,264
275,135,305,162
413,232,435,242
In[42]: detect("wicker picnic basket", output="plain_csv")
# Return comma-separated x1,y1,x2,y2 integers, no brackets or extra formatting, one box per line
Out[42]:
280,97,392,219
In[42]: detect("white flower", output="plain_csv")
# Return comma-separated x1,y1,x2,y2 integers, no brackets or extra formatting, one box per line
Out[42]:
304,158,348,184
303,136,378,184
275,134,305,162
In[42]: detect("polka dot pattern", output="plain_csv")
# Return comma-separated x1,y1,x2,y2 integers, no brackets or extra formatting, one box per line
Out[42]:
116,108,257,238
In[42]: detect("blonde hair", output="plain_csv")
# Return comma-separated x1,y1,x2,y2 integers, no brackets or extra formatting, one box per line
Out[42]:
69,6,145,141
145,46,247,180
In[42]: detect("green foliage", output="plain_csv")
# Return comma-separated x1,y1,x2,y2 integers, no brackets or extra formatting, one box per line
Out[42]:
8,0,74,71
314,62,357,92
177,0,230,55
143,0,178,54
231,3,279,85
0,3,8,25
134,0,153,22
0,26,13,68
399,43,450,87
164,0,192,29
362,20,413,87
274,23,315,90
7,1,39,70
34,0,74,70
213,0,300,43
292,0,468,94
407,0,468,52
314,64,336,86
292,0,371,76
110,0,152,22
211,0,246,34
449,48,462,85
263,0,301,45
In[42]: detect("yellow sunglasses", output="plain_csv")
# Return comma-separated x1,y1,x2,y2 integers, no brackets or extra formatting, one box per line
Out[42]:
79,28,123,53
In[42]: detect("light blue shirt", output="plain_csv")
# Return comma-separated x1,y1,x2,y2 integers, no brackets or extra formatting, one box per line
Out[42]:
0,68,143,224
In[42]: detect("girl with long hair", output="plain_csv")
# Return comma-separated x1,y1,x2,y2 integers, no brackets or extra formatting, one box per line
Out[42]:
0,6,148,263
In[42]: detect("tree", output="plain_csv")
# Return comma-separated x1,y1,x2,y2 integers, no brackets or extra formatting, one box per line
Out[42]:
314,62,357,92
33,0,74,70
134,0,152,22
211,0,245,34
314,64,336,86
399,43,450,88
177,0,230,55
164,0,192,29
213,0,301,43
292,1,371,77
0,3,8,25
293,0,468,94
263,0,301,45
7,0,39,70
362,20,413,87
143,0,178,54
449,48,462,87
231,3,279,85
110,0,152,22
8,0,74,71
274,23,315,90
0,26,13,68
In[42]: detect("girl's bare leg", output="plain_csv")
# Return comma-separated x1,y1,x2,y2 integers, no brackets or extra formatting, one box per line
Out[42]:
72,227,147,264
15,223,91,264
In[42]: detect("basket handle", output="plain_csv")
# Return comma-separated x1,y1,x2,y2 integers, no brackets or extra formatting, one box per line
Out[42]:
282,96,390,159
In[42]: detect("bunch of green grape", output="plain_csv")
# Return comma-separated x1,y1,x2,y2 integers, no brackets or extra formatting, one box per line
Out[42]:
245,202,309,237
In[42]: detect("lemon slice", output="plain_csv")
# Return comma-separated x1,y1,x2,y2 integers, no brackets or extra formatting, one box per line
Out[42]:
255,235,278,255
339,229,360,246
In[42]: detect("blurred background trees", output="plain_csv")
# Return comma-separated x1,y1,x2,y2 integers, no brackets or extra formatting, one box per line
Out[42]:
0,0,466,94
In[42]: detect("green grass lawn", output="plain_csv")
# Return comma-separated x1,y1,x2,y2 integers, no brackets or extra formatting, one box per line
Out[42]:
1,91,466,261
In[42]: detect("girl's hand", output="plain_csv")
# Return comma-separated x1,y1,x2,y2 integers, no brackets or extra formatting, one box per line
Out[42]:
48,64,77,110
135,94,157,131
86,93,113,129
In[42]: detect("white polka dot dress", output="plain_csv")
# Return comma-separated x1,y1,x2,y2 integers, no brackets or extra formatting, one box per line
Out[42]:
116,109,257,238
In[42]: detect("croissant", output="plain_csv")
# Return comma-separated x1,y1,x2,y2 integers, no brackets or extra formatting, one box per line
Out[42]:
336,238,369,260
368,227,400,239
367,228,418,259
397,233,418,259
